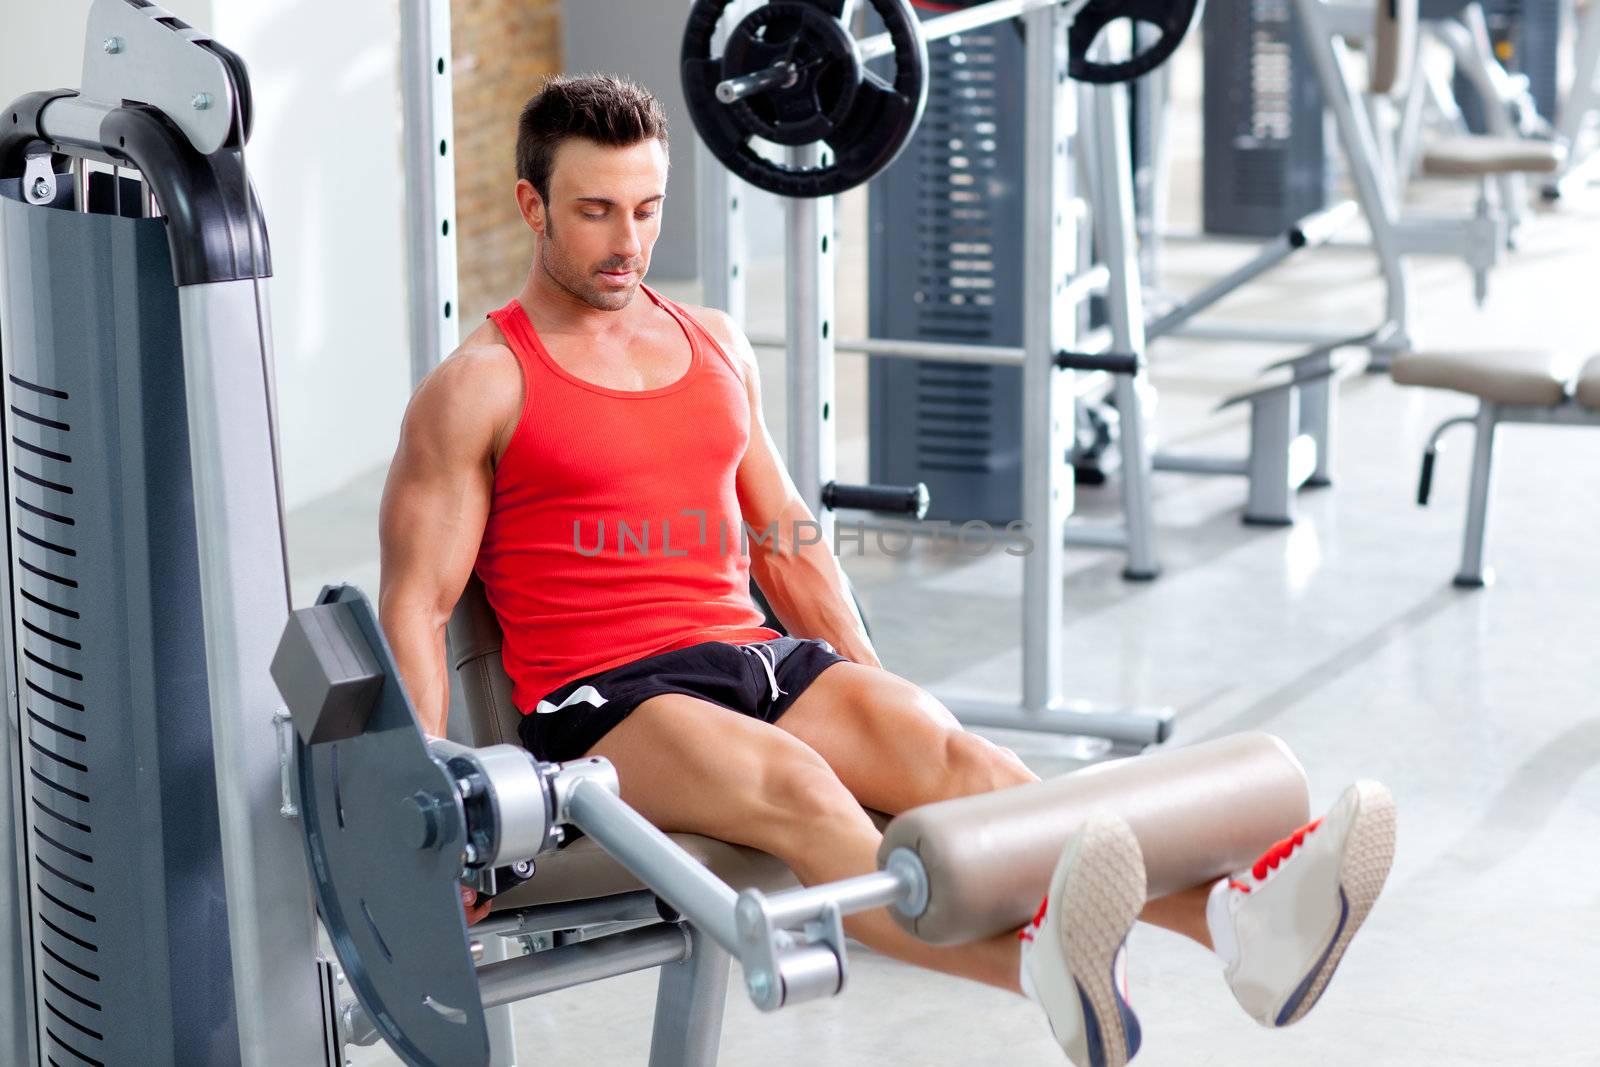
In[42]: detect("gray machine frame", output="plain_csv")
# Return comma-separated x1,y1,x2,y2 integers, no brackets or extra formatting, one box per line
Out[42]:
0,2,332,1063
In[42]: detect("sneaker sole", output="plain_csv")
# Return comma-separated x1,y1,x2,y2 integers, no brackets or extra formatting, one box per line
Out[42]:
1057,815,1147,1067
1276,779,1397,1026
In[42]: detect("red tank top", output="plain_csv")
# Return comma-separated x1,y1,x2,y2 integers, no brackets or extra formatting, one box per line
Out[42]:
476,287,779,711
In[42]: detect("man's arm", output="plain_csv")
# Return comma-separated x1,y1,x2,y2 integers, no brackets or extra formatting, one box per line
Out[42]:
377,345,522,738
696,308,881,669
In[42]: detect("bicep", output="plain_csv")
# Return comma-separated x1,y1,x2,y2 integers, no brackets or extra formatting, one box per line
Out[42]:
378,376,498,621
727,335,802,527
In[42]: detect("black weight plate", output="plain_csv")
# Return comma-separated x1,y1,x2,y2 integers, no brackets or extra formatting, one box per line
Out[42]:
291,586,488,1067
1068,0,1205,84
682,0,928,197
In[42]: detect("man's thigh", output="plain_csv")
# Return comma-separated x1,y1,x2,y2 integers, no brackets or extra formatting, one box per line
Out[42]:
773,661,1034,813
580,691,871,855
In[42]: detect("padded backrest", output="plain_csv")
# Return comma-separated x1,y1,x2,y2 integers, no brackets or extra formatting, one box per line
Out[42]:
447,572,523,747
1370,0,1417,95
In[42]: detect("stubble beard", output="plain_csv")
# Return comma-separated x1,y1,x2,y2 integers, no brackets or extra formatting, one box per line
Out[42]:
539,226,636,312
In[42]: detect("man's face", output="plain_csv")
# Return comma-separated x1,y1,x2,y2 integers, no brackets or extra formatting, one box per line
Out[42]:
529,138,668,311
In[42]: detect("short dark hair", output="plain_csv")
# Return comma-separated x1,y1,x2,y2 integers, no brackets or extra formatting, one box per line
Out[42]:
516,74,670,207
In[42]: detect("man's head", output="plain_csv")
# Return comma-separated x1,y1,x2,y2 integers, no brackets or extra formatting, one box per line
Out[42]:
515,74,670,311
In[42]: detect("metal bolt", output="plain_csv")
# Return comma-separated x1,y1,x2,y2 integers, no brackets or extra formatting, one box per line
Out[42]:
192,93,212,110
102,37,122,54
511,859,535,878
746,972,771,1001
31,177,51,201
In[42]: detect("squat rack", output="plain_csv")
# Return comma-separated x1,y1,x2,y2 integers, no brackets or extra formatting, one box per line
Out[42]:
697,0,1173,748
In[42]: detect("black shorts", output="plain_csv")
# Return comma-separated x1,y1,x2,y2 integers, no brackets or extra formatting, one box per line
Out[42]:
518,636,848,763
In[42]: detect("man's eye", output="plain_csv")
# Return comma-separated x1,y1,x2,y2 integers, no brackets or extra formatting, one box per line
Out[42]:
583,212,604,220
636,212,657,220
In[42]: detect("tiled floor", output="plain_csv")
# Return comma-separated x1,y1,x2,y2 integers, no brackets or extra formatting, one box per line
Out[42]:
316,96,1600,1067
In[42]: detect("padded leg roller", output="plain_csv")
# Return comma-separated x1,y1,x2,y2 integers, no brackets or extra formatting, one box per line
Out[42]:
879,732,1310,944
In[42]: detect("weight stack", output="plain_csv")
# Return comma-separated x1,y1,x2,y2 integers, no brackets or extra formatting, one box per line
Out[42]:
867,15,1028,524
0,173,240,1065
1201,0,1333,235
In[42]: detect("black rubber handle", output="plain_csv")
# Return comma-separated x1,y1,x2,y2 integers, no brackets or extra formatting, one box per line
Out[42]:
1055,350,1141,376
1417,450,1436,506
822,481,931,519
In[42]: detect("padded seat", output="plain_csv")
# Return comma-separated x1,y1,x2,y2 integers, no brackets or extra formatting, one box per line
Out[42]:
445,572,887,915
491,830,798,910
1577,355,1600,411
1421,135,1566,177
1390,349,1573,405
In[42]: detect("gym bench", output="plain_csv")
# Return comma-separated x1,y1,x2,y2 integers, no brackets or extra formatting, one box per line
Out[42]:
1392,350,1600,585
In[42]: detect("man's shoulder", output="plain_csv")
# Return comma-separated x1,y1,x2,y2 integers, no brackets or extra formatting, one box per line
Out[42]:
406,326,524,444
679,302,756,379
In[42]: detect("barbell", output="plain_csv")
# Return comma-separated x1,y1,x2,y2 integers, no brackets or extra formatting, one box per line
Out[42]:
680,0,1204,198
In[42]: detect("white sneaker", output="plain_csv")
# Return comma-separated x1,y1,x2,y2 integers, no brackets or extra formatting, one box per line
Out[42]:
1206,780,1397,1027
1020,811,1146,1067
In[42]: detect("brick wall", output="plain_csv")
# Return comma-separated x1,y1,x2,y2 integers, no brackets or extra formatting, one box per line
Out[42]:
450,0,562,330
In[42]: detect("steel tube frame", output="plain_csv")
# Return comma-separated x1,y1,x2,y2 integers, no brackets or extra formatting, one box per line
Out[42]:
785,144,836,544
476,924,692,1010
400,0,461,383
178,282,329,1066
1427,399,1600,585
1547,0,1600,195
1083,72,1160,579
858,0,1071,62
760,2,1168,745
758,870,910,929
1144,201,1361,342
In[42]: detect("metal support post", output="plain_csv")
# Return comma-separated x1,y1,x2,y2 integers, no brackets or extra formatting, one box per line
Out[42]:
1295,0,1415,357
1084,76,1160,579
401,0,461,382
698,142,746,322
177,283,329,1066
1018,4,1074,721
648,924,732,1067
1455,403,1499,587
785,145,837,543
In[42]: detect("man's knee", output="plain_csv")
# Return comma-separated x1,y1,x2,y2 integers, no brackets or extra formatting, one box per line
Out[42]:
756,753,871,848
941,728,1036,795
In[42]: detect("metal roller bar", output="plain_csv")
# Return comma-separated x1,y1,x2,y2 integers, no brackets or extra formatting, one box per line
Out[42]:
759,870,914,930
472,891,666,938
476,925,692,1010
1167,320,1365,346
562,777,744,955
945,697,1173,747
858,0,1070,62
718,62,799,103
747,319,1113,367
1145,201,1359,342
750,333,1024,365
36,96,117,156
1152,454,1250,476
1062,523,1131,549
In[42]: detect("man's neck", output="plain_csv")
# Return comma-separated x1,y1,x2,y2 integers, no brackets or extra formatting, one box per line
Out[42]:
516,252,645,340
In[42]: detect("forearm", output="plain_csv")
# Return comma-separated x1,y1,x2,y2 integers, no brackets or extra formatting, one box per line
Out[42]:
750,506,880,668
379,596,453,738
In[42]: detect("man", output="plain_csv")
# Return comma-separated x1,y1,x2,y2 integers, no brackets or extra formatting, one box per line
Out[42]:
377,74,1395,1067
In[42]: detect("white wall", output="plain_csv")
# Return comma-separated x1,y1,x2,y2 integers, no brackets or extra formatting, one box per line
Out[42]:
210,0,413,511
3,1,414,514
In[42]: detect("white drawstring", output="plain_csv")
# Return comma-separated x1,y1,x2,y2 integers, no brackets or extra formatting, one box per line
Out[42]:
741,643,785,703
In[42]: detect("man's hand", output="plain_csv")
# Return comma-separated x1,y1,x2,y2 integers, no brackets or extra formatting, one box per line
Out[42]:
461,884,492,926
